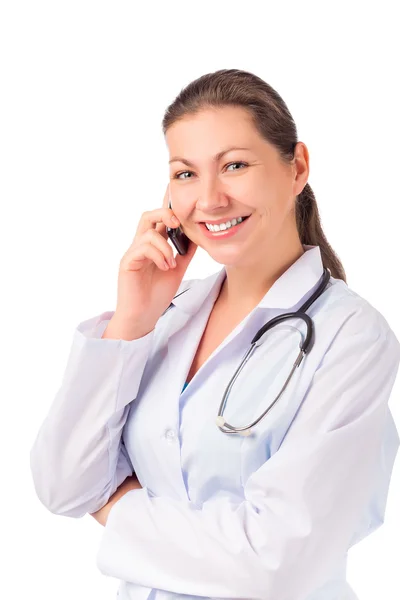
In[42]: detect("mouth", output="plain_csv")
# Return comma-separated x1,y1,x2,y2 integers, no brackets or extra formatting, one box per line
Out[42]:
199,215,251,239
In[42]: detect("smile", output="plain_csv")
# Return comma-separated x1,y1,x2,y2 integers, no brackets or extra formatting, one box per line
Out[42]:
199,215,251,239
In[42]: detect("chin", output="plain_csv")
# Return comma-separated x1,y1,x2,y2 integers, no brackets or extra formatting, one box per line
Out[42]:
207,251,248,267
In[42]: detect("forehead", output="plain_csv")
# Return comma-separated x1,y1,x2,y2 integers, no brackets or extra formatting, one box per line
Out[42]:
166,106,272,157
167,106,254,140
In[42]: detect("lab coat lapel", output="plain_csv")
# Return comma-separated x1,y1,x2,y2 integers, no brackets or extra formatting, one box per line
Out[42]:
166,268,227,401
146,273,224,500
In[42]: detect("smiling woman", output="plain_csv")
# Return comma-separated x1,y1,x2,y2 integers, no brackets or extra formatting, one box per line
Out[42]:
163,70,346,310
29,68,400,600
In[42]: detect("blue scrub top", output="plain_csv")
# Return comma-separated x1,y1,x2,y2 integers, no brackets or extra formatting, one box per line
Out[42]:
181,381,189,393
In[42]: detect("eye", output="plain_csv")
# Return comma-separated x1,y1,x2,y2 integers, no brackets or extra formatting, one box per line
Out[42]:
173,161,248,180
226,161,248,172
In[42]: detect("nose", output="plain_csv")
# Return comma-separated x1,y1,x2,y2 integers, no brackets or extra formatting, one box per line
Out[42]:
195,176,230,212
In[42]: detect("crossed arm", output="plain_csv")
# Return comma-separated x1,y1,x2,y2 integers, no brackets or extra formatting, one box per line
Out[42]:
90,474,143,526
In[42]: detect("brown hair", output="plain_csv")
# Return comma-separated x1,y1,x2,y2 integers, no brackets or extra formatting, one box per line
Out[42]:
162,68,346,282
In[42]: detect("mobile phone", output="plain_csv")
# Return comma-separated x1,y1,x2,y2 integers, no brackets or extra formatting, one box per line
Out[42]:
166,199,190,255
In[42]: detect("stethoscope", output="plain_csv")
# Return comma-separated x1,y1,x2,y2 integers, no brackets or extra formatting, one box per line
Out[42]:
162,267,332,436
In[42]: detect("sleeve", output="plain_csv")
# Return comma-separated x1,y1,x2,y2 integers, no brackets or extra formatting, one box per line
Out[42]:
95,311,400,600
29,310,155,518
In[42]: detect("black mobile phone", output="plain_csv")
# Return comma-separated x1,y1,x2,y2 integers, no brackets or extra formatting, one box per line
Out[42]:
166,199,190,255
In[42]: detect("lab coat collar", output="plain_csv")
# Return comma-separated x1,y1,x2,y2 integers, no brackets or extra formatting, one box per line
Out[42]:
172,245,324,315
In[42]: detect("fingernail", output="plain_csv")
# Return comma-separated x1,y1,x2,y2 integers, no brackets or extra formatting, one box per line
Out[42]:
171,216,179,224
169,256,176,267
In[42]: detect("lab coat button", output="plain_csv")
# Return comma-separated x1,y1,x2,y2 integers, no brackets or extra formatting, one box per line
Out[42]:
164,429,177,443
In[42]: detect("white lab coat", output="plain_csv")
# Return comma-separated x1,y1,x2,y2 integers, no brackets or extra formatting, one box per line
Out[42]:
30,245,400,600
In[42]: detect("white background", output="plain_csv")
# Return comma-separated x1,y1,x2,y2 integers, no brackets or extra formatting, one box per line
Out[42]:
1,1,399,598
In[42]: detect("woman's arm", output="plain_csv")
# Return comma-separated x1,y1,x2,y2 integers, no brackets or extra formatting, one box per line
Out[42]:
30,311,154,517
94,316,400,599
90,474,143,527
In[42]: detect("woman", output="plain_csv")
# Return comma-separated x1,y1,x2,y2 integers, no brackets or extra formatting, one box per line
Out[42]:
30,69,400,600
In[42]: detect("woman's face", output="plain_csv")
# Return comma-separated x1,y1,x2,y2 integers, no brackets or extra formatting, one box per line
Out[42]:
166,106,308,266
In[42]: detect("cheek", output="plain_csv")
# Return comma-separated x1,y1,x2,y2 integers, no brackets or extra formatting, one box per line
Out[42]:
253,194,286,229
259,181,290,215
172,197,191,221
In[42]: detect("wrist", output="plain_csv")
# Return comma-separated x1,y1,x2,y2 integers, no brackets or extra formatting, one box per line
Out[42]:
102,316,154,340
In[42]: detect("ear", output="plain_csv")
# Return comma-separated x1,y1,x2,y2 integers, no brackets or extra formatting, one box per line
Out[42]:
293,142,309,195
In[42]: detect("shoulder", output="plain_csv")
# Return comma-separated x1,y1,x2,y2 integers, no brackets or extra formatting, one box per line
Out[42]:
317,275,400,351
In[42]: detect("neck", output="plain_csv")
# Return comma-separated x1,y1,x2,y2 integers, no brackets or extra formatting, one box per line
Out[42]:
217,230,305,312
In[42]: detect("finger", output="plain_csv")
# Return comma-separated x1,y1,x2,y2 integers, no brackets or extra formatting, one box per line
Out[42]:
135,207,179,239
158,183,177,238
124,242,170,272
141,228,176,263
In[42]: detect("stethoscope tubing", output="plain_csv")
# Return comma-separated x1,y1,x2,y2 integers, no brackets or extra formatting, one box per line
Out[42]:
163,267,332,436
216,267,332,435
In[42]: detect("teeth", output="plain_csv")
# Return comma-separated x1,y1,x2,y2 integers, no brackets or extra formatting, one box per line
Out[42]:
205,216,244,232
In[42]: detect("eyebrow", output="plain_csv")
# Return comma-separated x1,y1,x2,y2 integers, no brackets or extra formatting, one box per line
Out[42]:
168,146,252,167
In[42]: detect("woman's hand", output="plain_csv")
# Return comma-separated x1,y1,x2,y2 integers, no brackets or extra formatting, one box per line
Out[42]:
90,475,142,527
